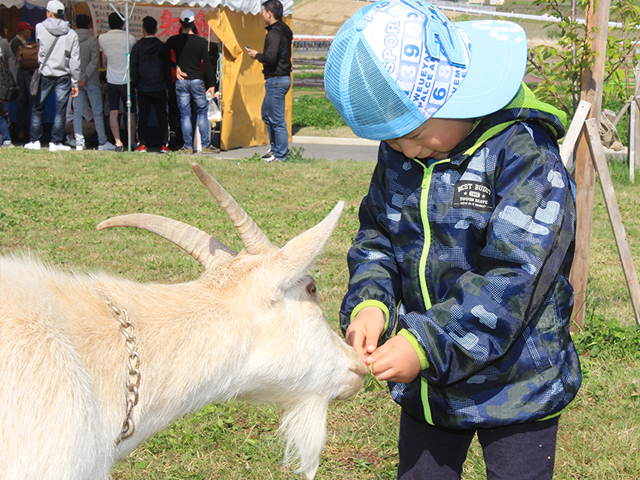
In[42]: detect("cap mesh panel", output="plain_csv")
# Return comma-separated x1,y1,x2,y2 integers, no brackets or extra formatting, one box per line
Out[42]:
347,39,412,132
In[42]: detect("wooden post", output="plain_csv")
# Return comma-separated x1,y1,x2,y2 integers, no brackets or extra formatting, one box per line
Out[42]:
585,119,640,326
630,63,639,184
630,98,637,184
568,0,611,330
560,99,591,172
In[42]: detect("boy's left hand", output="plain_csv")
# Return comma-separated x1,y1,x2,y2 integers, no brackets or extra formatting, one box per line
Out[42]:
366,335,421,384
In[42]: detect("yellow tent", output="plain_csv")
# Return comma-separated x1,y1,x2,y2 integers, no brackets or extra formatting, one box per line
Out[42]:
206,8,292,151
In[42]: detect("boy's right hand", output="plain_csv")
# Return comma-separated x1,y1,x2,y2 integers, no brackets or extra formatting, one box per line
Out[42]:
345,306,385,364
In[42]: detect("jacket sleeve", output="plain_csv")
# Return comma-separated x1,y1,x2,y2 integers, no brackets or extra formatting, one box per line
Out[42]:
69,34,81,85
82,37,99,82
410,123,576,386
255,29,280,67
158,37,175,69
130,43,138,87
340,147,402,343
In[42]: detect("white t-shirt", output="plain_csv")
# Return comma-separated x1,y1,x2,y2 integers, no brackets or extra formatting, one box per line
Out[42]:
98,29,136,85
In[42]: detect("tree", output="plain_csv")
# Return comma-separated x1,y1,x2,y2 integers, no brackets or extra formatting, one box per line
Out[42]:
529,0,640,120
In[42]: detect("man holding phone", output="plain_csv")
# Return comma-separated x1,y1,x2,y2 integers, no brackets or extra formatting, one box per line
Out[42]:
245,0,292,163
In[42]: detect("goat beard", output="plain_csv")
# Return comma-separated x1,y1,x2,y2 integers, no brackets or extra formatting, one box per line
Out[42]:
278,394,332,480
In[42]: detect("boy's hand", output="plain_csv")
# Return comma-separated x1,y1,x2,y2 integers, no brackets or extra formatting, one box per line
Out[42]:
366,335,421,384
345,306,385,364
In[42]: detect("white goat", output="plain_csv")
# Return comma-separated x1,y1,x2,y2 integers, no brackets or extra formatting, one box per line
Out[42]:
0,163,366,480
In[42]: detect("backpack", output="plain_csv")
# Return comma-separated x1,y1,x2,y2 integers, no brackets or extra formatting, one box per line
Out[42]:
17,42,38,71
0,59,19,102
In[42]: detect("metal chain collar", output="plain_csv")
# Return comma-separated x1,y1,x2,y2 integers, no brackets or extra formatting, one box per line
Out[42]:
105,298,141,445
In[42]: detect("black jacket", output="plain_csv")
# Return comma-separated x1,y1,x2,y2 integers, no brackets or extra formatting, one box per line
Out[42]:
159,33,216,88
130,36,170,92
256,20,292,78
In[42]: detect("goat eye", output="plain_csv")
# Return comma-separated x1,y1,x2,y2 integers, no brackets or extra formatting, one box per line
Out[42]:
306,283,317,297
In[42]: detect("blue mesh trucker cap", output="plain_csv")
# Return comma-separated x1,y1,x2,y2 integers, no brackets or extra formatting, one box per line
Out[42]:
324,0,528,140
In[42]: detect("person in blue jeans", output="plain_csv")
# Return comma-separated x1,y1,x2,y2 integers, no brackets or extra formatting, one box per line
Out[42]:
72,14,115,151
160,10,218,155
246,0,292,162
25,1,80,152
0,103,13,147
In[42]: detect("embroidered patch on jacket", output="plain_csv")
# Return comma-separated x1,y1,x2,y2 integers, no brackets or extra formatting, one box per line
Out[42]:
452,181,494,212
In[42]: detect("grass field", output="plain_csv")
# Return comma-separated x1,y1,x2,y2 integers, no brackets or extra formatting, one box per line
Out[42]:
1,150,639,479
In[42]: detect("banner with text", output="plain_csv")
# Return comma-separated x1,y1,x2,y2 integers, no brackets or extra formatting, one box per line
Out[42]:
86,2,218,42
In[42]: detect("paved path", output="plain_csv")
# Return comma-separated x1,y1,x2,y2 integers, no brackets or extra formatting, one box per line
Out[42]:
214,135,379,162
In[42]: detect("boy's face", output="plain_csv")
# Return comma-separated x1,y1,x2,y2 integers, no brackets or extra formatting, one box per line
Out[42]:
384,118,475,160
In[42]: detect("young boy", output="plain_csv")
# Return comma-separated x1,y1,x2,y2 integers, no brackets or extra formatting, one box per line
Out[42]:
324,1,582,479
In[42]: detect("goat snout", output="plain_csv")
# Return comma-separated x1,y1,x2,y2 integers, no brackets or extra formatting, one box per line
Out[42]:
333,348,367,400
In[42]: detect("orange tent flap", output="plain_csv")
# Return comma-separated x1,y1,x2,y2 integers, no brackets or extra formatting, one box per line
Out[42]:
206,8,292,151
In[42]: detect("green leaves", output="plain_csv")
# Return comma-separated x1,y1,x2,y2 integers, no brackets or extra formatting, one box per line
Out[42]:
574,313,640,360
528,0,640,125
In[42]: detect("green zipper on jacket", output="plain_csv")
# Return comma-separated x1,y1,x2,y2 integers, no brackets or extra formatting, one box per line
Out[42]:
410,120,520,425
412,157,448,425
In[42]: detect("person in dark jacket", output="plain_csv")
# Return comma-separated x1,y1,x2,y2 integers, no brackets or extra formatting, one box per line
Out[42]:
159,9,218,154
246,0,292,162
324,2,582,479
130,16,170,153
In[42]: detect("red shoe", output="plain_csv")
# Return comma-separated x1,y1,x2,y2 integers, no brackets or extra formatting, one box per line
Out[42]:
160,145,171,154
135,144,147,153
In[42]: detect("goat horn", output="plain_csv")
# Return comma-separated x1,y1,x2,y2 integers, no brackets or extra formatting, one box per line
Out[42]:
97,214,236,269
191,163,274,255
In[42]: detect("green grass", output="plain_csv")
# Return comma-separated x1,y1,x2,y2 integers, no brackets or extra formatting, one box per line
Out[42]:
1,150,639,479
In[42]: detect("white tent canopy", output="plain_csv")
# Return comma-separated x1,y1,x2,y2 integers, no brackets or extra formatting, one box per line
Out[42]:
1,0,293,16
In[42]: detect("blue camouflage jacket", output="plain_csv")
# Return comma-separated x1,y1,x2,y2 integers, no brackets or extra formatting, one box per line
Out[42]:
340,89,582,429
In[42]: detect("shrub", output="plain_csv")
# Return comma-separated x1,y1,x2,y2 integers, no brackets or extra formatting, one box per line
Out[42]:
292,95,347,129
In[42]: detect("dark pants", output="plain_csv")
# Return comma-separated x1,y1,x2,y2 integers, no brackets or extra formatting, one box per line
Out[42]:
398,410,559,480
136,89,168,146
16,68,34,139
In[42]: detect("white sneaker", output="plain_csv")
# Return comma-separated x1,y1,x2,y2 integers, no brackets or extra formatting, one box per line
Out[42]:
264,154,284,163
98,141,116,151
49,143,71,152
24,140,40,150
2,140,14,148
261,149,272,159
76,144,85,151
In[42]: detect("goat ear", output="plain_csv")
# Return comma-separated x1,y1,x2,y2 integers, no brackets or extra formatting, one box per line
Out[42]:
269,201,344,289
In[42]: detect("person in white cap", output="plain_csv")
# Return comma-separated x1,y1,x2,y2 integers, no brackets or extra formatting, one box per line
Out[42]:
159,9,218,154
327,2,581,479
24,0,80,152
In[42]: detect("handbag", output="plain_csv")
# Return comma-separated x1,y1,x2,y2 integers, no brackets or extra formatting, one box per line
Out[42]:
29,36,60,97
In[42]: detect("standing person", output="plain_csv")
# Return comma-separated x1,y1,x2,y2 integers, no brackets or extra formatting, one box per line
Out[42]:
0,22,14,145
0,23,12,68
73,14,115,151
130,16,170,153
246,0,292,163
160,9,218,154
0,49,13,147
98,11,136,152
10,21,34,143
325,2,582,479
25,1,80,152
